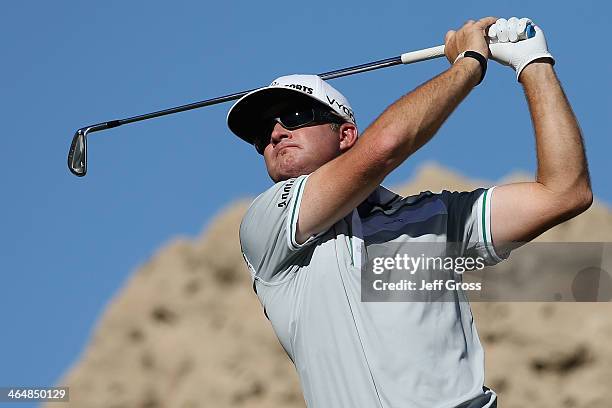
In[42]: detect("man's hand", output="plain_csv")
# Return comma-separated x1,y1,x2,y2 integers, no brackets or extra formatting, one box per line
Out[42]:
444,17,498,63
488,17,555,81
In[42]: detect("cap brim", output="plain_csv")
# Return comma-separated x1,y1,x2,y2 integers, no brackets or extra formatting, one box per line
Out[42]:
227,87,325,146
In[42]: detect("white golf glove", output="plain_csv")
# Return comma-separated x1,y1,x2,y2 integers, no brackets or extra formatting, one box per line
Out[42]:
488,17,555,81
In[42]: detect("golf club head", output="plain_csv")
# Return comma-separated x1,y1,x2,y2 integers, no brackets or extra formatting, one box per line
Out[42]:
68,129,87,177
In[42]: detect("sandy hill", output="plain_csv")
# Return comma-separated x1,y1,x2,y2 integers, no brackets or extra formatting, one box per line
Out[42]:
49,163,612,408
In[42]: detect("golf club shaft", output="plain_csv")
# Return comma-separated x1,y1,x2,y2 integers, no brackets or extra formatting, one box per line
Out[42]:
81,45,446,135
69,24,534,177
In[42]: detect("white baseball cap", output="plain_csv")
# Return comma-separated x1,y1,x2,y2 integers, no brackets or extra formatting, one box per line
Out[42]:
227,74,356,148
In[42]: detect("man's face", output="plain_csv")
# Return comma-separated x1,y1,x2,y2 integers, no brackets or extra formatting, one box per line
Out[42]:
262,122,346,182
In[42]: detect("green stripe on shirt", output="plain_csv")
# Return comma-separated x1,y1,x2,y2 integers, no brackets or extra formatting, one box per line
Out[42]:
290,177,307,249
482,189,495,260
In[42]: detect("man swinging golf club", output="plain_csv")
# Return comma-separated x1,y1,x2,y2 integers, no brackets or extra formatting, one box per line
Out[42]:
227,16,592,408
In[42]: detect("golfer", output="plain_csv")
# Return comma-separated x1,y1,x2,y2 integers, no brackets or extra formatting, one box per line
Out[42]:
227,17,591,408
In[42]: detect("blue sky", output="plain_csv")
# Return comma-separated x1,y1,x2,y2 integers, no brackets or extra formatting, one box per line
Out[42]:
0,0,610,398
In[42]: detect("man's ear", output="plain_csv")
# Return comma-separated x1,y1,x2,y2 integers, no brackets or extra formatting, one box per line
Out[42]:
338,123,358,152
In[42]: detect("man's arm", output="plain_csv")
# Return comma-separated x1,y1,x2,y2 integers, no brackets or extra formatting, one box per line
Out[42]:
490,61,592,245
296,18,497,243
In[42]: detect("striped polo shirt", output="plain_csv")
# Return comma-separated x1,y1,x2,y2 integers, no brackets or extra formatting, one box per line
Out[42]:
240,174,505,408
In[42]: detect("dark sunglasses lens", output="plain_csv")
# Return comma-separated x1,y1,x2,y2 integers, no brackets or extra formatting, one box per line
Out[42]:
254,121,275,154
279,109,315,129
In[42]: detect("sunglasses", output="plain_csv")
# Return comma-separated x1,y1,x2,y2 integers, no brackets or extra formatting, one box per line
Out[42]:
254,107,345,154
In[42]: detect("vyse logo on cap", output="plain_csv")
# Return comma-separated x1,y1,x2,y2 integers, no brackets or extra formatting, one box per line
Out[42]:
325,95,355,122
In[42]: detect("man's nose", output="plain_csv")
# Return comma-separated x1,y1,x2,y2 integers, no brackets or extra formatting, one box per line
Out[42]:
270,122,292,144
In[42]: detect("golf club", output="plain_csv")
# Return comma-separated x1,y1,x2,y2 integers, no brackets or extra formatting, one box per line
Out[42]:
67,24,534,177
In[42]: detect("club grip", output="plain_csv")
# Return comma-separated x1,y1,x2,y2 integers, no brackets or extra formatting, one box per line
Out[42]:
400,22,536,65
400,45,446,64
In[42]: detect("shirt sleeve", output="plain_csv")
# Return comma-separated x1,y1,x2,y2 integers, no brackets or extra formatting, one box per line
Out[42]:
239,174,322,283
441,186,510,266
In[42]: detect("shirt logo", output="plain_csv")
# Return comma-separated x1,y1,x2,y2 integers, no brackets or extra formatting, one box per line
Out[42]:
277,179,296,208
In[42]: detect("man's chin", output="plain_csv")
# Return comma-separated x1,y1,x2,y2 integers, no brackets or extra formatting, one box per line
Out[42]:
268,163,313,182
266,152,324,182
